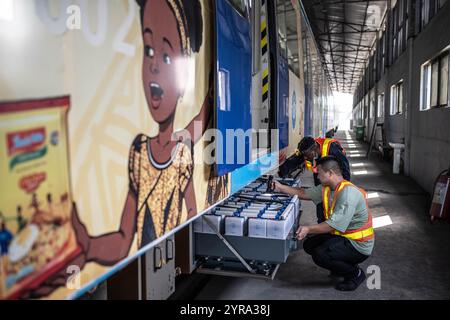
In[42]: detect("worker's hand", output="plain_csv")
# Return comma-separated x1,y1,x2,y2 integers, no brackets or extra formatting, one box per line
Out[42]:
272,181,284,193
296,226,309,240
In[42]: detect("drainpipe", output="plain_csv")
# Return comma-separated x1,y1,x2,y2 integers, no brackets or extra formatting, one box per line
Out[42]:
404,0,416,176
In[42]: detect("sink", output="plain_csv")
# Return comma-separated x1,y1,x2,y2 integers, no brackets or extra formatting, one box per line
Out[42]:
389,142,405,174
389,142,405,150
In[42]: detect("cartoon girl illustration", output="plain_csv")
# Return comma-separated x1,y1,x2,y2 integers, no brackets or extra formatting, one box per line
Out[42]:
79,0,209,255
128,0,209,248
21,0,211,298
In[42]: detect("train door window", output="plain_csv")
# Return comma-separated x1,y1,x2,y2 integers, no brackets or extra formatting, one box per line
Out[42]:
227,0,248,17
285,0,299,77
276,0,287,59
377,93,385,118
302,24,308,76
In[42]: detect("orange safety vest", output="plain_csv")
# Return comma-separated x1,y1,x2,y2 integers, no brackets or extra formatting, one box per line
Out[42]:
305,138,342,173
322,180,374,242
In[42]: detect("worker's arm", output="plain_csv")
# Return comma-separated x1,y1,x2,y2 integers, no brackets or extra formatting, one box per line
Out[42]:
278,153,304,178
272,181,311,200
296,222,334,240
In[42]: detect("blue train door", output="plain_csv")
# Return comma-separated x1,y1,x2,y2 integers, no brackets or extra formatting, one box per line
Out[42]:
267,0,289,150
215,0,252,176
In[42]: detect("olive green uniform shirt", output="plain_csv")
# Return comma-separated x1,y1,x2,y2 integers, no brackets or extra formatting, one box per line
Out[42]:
305,184,374,255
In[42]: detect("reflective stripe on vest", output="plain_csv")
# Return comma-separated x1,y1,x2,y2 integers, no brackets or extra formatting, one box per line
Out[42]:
322,180,374,242
304,138,337,173
305,160,314,172
319,138,335,158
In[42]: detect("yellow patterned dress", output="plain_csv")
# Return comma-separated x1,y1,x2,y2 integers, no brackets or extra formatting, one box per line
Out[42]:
128,134,193,248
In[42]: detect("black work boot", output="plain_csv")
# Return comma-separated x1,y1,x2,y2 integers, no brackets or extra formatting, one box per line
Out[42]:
335,268,366,291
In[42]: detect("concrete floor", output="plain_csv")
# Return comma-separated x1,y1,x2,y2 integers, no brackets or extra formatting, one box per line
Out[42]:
193,131,450,300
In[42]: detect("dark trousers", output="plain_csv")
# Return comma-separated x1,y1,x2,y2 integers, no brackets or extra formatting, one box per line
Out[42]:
316,203,325,223
303,234,369,279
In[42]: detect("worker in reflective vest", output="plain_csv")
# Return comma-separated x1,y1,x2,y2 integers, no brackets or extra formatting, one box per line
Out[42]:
271,156,374,291
298,136,351,223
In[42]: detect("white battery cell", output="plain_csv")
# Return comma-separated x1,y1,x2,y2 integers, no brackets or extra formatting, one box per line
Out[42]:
266,218,293,240
280,203,294,220
225,216,248,236
240,210,262,218
214,207,237,213
193,216,203,233
241,208,262,213
248,204,266,208
202,214,225,234
248,218,267,238
260,210,280,219
227,201,248,206
290,195,300,220
266,205,294,239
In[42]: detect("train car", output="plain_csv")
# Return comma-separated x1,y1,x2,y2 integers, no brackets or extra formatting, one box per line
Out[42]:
0,0,335,299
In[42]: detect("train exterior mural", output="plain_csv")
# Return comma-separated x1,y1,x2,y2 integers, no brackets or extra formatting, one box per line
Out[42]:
300,3,335,138
0,0,335,299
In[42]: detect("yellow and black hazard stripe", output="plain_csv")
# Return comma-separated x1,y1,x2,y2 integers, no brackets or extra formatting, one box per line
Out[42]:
262,68,269,102
261,20,268,56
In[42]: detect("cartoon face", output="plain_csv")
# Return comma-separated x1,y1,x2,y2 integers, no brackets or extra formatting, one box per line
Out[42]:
141,0,188,124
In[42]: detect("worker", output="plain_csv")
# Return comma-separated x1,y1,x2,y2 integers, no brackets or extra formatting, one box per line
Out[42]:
272,156,374,291
299,136,350,223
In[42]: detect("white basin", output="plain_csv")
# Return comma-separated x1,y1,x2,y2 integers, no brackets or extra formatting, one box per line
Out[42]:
389,142,405,174
389,143,405,150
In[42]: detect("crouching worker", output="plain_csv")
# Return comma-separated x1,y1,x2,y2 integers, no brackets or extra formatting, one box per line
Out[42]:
272,156,374,291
